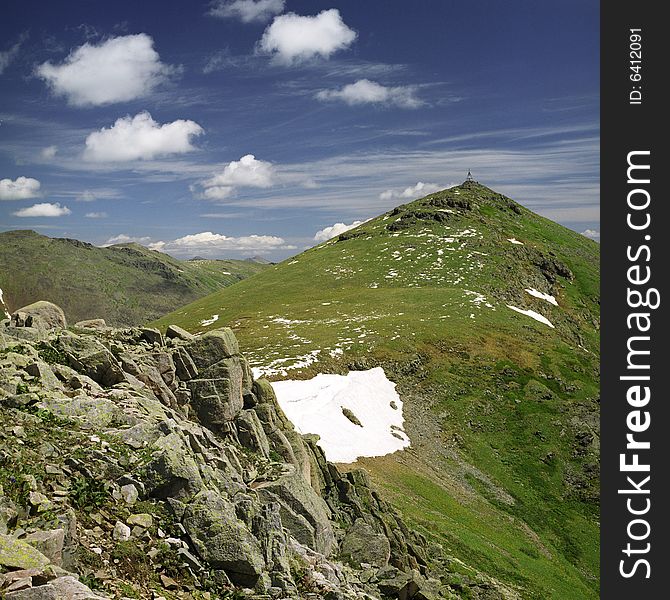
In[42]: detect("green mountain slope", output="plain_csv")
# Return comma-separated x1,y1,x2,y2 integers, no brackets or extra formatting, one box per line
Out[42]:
0,230,269,327
153,182,600,599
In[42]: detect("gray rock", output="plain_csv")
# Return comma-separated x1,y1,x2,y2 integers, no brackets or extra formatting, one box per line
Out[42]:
113,521,131,541
236,409,271,458
186,329,239,369
73,319,107,330
120,484,139,505
187,377,243,428
24,529,65,566
256,469,335,556
50,575,108,599
58,332,124,387
140,327,163,346
127,513,153,529
172,347,198,381
143,432,204,499
10,301,67,331
340,519,390,568
183,489,265,587
5,585,58,599
0,534,51,570
25,360,61,391
166,324,194,341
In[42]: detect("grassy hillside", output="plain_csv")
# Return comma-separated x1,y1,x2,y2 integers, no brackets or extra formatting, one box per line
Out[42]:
0,230,269,326
153,182,600,599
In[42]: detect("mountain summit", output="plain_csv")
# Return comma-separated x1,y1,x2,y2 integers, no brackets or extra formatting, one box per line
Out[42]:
155,182,600,598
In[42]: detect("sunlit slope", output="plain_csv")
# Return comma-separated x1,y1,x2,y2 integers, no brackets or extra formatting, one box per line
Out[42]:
0,230,269,326
154,181,600,599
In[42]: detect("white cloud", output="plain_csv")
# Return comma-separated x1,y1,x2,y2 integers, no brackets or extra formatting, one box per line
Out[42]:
209,0,285,23
36,34,174,107
314,220,365,242
40,146,58,160
85,212,108,219
83,112,203,162
103,234,153,246
379,181,442,201
258,9,356,65
128,231,296,257
103,231,294,256
581,229,600,240
13,202,71,217
316,79,423,109
0,177,41,200
201,154,275,199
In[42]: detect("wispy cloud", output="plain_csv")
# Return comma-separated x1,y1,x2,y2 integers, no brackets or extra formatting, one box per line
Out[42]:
315,79,424,109
380,181,442,201
0,32,28,75
208,0,285,23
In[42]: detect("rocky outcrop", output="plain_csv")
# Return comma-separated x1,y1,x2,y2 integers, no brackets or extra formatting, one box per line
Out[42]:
0,302,469,599
9,302,67,332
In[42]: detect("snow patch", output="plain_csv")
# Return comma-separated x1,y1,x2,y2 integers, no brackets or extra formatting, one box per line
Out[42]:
271,368,410,463
506,305,555,328
507,238,524,245
252,349,321,378
525,288,558,306
0,288,9,320
200,314,219,326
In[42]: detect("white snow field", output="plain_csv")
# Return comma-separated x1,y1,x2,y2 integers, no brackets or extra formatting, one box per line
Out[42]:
506,305,555,328
524,288,558,306
200,314,219,326
271,367,410,463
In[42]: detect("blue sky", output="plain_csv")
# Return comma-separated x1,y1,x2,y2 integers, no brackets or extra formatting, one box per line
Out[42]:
1,0,599,259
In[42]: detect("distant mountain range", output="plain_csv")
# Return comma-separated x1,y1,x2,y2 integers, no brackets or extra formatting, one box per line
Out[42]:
0,230,269,327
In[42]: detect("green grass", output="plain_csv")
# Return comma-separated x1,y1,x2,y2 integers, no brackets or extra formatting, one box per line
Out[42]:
0,230,270,326
152,182,600,598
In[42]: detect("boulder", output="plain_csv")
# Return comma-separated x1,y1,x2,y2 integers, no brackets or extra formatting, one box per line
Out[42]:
127,513,153,529
73,319,107,330
186,329,239,370
166,324,194,341
0,534,51,570
143,432,204,499
10,302,67,331
113,521,131,541
50,575,107,599
183,489,265,587
340,519,391,568
4,586,58,599
172,347,198,381
140,327,163,346
187,377,243,428
256,469,335,556
24,529,65,566
57,332,124,387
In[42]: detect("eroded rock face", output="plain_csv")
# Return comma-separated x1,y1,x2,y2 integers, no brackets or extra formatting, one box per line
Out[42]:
0,303,465,598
